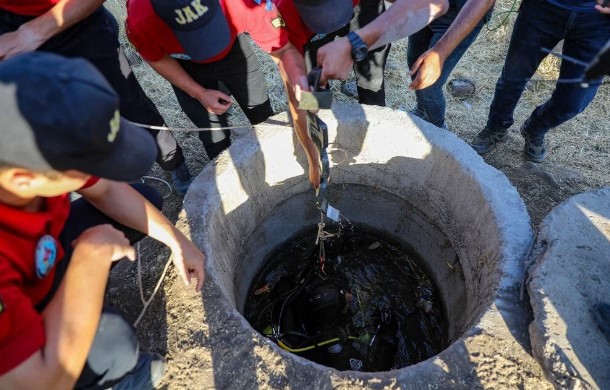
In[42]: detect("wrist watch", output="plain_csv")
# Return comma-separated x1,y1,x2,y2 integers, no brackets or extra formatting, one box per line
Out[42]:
347,32,368,62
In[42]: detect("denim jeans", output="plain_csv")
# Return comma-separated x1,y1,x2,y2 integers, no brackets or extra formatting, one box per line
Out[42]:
486,0,610,136
407,6,486,128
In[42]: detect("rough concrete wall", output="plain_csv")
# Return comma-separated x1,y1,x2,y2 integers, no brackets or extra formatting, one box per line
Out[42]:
179,102,537,389
529,187,610,389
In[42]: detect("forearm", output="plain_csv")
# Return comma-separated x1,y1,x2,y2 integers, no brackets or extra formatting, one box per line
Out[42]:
432,0,495,59
272,52,319,173
147,56,207,101
85,182,183,251
357,0,449,50
18,0,104,45
39,247,112,388
286,84,319,171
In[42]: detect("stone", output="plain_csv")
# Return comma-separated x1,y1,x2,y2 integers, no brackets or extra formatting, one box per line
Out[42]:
447,78,476,99
528,187,610,389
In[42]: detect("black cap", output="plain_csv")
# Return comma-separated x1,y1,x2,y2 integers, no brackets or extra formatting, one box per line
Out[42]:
293,0,353,34
0,52,157,182
150,0,231,62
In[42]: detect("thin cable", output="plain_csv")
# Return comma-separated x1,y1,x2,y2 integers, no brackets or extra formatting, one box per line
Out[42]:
136,242,145,304
485,0,519,32
541,47,589,68
278,336,359,353
140,175,173,199
126,120,293,132
134,252,174,327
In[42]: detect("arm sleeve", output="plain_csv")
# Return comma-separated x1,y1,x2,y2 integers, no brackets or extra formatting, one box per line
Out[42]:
81,176,100,190
0,259,45,375
126,13,167,62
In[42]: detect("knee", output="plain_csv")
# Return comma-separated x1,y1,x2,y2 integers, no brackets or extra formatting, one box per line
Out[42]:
245,100,274,125
86,308,139,384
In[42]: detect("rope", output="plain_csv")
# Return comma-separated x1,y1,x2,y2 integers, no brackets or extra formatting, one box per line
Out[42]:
126,120,293,132
134,242,174,327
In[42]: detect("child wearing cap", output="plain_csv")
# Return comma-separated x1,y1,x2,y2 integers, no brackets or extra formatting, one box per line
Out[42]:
0,0,195,196
0,52,205,389
126,0,327,188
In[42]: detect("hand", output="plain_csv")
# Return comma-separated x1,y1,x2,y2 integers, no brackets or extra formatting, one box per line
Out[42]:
409,49,444,90
0,25,45,60
72,225,136,263
198,89,233,115
317,38,353,85
294,75,310,103
595,0,610,13
170,235,206,292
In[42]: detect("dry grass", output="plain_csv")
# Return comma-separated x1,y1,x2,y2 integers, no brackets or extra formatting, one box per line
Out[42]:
106,0,609,198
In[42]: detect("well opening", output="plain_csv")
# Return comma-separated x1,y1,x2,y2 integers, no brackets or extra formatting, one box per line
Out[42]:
184,103,532,386
236,184,471,369
237,185,461,371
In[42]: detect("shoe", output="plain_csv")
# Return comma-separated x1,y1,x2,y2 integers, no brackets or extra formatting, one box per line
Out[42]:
170,161,193,196
593,302,610,343
113,352,166,390
520,126,547,162
470,127,509,154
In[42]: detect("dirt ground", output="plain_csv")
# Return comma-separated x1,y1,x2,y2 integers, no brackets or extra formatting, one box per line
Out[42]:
105,0,609,388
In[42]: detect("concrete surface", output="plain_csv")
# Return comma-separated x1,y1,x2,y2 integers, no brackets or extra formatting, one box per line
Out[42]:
173,102,545,389
528,187,610,389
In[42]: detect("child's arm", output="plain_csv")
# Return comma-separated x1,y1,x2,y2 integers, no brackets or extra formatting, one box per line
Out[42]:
78,179,205,291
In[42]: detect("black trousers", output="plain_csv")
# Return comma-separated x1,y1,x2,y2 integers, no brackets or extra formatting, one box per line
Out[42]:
36,184,163,390
304,0,390,106
173,33,274,160
0,7,184,171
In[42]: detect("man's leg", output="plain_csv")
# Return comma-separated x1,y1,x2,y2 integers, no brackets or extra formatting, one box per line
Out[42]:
407,7,483,128
484,0,565,131
522,11,610,137
171,58,232,161
470,0,565,154
518,10,610,161
219,34,275,125
351,0,390,106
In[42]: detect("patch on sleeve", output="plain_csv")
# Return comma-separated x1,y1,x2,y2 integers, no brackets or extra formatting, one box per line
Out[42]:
271,16,285,29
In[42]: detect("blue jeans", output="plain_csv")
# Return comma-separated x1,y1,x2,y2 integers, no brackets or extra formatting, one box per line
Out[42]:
486,0,610,136
407,7,486,128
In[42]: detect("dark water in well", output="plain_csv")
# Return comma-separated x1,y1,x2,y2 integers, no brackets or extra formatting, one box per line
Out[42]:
244,227,446,372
